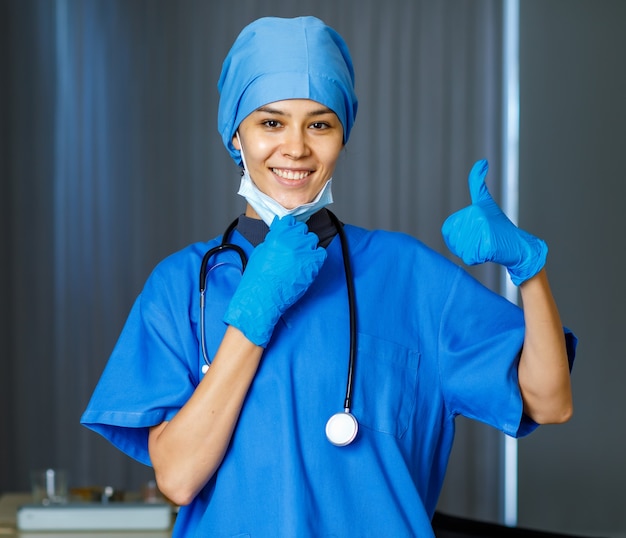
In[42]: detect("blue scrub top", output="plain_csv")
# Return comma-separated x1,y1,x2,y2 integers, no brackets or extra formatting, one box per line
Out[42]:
81,223,576,537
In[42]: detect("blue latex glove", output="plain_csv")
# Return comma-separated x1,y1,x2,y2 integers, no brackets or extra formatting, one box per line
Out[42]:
441,159,547,286
223,215,327,347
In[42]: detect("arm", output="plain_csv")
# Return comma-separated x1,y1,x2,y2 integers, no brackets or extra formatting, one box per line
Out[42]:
149,215,326,505
149,327,263,506
442,160,573,425
518,269,572,424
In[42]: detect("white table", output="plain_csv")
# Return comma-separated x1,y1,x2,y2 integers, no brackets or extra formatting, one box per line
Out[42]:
0,493,173,537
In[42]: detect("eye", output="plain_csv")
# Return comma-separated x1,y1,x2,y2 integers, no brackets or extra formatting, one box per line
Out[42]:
310,122,330,130
262,119,281,129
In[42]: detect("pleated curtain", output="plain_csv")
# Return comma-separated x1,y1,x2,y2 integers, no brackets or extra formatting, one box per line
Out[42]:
1,0,505,523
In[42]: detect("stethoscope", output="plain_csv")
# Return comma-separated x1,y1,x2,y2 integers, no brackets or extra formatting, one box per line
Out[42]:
199,210,358,447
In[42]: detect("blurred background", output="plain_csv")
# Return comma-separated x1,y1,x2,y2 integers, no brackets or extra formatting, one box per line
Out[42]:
1,0,624,535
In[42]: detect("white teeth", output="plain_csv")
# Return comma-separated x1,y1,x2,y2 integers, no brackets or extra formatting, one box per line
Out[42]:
272,168,310,180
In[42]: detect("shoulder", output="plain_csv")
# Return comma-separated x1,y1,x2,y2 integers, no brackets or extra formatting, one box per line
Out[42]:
148,242,208,280
343,224,459,273
141,238,222,299
142,231,253,297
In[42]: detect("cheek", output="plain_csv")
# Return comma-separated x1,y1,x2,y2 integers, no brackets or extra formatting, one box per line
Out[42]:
321,146,343,171
246,140,276,165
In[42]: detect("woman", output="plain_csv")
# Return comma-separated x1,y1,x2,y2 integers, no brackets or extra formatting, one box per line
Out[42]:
82,16,575,537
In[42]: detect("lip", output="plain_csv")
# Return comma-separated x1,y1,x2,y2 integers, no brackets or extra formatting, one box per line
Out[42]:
271,167,314,183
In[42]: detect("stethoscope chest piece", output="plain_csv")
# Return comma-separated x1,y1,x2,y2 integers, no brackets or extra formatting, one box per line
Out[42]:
325,411,358,447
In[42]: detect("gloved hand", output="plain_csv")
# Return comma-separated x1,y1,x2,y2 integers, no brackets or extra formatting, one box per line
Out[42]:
223,215,327,347
441,159,547,286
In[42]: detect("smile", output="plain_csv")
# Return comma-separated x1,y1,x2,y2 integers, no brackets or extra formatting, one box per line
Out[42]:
272,168,311,180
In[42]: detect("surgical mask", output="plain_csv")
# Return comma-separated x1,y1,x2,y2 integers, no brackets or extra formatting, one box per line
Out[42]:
236,134,334,226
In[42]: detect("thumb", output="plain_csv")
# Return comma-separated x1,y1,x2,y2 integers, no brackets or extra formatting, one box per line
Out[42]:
468,159,491,204
269,214,297,230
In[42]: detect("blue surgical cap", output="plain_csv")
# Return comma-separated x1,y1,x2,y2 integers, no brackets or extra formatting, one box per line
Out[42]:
217,16,358,166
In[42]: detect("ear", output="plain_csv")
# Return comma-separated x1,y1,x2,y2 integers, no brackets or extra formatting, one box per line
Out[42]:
232,132,241,151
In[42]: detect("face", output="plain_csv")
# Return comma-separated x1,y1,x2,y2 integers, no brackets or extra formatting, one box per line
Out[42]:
232,99,344,214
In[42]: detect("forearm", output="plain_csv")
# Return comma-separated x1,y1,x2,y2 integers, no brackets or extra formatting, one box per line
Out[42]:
148,326,263,505
518,269,573,424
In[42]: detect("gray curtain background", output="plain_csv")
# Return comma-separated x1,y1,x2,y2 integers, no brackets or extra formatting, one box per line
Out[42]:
517,1,626,536
2,0,507,523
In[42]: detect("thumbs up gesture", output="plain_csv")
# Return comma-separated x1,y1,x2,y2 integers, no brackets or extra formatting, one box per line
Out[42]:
441,160,548,286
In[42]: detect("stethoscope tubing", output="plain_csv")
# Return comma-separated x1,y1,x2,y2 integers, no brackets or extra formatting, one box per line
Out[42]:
199,211,358,445
326,211,357,413
199,217,247,368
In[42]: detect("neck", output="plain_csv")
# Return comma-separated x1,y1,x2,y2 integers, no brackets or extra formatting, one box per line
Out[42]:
235,209,338,248
245,204,261,220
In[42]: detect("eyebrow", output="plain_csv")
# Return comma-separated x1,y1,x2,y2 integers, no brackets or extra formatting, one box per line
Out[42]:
255,105,335,117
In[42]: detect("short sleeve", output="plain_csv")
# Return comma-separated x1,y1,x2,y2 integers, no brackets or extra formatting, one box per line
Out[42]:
438,269,575,439
81,259,200,466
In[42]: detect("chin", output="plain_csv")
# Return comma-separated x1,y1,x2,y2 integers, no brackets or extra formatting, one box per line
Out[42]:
274,197,310,210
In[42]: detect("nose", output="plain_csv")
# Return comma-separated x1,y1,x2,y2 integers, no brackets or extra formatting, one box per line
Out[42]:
281,128,310,160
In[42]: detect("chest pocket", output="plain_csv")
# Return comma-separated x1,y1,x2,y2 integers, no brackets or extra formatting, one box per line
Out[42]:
351,332,419,439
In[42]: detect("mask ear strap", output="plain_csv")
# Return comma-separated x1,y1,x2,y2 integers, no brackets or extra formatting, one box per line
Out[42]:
236,132,249,171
